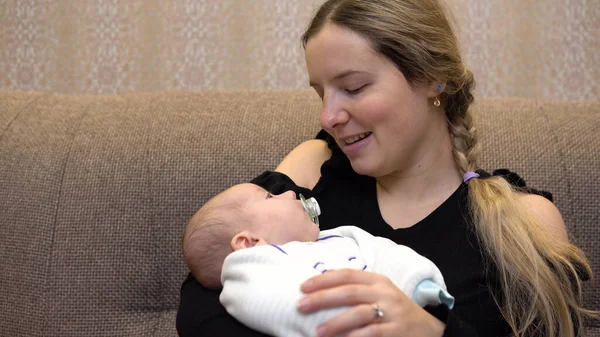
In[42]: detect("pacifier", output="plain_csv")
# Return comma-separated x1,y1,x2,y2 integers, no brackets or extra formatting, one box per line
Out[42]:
299,194,321,228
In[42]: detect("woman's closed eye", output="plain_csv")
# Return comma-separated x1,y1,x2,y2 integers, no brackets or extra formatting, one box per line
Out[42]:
344,84,368,95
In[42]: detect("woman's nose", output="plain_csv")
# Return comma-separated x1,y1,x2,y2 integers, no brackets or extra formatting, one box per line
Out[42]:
320,96,350,130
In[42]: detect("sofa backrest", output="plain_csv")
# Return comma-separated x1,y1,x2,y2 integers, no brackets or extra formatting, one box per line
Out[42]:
0,90,598,336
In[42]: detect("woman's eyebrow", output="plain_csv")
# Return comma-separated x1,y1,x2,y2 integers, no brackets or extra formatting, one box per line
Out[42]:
309,69,366,87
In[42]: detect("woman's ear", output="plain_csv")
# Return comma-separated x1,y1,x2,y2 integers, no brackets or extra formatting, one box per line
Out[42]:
427,81,446,98
231,230,265,251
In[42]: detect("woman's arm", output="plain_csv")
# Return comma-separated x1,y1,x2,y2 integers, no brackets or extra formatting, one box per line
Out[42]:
177,146,331,337
176,273,271,337
275,139,331,189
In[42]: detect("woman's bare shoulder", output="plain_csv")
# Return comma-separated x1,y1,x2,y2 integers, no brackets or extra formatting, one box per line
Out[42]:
275,139,332,189
517,193,569,242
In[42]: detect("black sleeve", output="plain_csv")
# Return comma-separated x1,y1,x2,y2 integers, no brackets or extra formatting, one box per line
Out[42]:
250,170,313,196
424,304,479,337
176,273,271,337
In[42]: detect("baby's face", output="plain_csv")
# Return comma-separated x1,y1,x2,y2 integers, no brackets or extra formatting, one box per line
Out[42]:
228,183,320,244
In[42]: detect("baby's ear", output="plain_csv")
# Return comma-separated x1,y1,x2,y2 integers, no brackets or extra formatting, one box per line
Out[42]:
231,230,265,251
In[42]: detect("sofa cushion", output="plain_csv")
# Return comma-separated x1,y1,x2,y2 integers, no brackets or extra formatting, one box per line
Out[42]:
0,90,598,336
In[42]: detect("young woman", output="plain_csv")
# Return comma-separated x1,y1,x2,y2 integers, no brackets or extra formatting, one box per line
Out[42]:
177,1,593,336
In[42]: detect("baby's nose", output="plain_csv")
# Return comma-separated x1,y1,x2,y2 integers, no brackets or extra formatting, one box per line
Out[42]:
282,190,297,199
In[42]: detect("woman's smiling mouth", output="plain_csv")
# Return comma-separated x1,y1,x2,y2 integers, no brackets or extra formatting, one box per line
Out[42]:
342,132,372,145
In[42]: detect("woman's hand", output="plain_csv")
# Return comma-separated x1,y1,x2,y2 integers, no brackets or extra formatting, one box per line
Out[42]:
297,269,445,337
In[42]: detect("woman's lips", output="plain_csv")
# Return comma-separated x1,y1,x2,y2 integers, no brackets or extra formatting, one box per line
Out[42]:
340,132,372,156
343,132,372,145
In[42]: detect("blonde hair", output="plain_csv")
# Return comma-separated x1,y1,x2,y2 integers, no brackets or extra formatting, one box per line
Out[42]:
303,1,595,336
182,190,249,289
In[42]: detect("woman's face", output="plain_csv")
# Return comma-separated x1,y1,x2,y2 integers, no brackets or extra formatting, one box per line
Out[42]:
305,23,445,178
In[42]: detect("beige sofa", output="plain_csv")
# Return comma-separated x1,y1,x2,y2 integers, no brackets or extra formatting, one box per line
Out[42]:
0,90,598,336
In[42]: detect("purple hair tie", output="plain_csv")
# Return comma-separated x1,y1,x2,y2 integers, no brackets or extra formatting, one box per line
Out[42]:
463,171,480,183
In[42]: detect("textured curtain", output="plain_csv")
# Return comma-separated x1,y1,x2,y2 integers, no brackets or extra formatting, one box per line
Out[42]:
1,0,598,100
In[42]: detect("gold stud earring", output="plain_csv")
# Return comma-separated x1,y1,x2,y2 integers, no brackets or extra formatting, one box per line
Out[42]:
433,96,441,107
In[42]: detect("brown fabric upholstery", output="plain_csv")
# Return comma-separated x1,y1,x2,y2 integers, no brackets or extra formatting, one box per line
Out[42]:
0,90,598,336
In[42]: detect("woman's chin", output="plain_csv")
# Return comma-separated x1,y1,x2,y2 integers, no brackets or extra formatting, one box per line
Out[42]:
349,158,378,177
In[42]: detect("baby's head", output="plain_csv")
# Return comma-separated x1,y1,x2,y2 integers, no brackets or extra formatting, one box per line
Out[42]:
182,183,320,288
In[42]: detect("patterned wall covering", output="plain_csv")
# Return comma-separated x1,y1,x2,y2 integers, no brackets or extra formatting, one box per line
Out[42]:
0,0,598,100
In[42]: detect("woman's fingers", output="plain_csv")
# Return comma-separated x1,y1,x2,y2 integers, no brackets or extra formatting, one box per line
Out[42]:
297,268,446,337
315,303,385,337
299,269,400,313
344,323,387,337
301,269,379,293
298,283,374,312
297,269,425,337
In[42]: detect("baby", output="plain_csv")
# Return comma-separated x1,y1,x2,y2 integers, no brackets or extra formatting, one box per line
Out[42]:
182,183,454,337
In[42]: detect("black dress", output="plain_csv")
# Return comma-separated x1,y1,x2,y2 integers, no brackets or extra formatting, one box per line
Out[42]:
176,130,555,337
